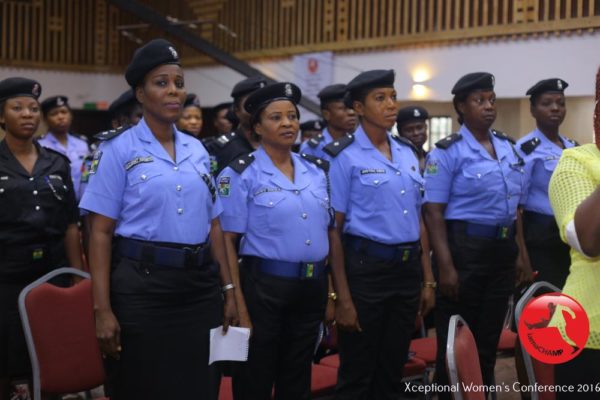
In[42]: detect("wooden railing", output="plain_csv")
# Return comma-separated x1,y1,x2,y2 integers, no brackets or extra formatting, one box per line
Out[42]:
0,0,599,71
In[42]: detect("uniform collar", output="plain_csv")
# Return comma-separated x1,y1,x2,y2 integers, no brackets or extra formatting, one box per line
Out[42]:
533,128,571,152
0,140,52,177
135,117,192,164
460,124,511,161
255,146,311,191
355,124,401,170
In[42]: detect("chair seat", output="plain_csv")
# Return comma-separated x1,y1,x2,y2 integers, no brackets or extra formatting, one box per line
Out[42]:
409,337,437,364
311,363,338,396
219,377,233,400
497,328,517,352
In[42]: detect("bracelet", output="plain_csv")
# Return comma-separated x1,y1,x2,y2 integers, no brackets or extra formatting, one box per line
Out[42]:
327,292,338,301
221,283,235,293
422,281,437,289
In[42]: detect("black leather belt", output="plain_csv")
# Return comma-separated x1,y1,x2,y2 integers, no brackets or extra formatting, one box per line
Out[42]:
246,257,328,280
116,237,210,269
344,234,420,263
447,220,515,240
0,241,64,262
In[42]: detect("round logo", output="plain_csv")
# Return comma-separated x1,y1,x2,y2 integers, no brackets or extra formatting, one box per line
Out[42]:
518,293,589,364
307,58,319,74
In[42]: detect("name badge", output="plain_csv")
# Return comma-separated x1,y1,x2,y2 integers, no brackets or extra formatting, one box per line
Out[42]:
125,156,154,170
360,168,386,175
254,187,282,196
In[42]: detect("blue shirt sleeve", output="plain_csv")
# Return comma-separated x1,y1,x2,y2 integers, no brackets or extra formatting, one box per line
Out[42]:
216,167,248,233
79,141,126,220
329,154,352,214
423,148,454,204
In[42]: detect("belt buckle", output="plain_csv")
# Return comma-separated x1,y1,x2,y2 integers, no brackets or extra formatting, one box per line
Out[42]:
401,248,412,262
497,226,510,240
32,248,44,260
182,245,203,267
300,262,316,280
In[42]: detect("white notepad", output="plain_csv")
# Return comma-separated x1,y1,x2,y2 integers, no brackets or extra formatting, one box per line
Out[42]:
209,326,251,365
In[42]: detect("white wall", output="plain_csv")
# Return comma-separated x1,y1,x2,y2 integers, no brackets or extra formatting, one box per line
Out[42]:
1,31,598,107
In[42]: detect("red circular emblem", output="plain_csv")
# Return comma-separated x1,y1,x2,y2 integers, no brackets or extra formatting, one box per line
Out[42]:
518,293,589,364
307,58,319,74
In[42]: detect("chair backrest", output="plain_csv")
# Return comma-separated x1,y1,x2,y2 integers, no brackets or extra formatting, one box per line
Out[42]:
514,281,560,400
18,267,105,399
446,315,485,400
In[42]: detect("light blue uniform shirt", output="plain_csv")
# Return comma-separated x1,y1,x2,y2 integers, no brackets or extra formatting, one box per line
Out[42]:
329,124,423,244
517,128,576,216
299,128,333,160
424,124,526,225
38,133,89,200
79,118,221,244
217,146,330,262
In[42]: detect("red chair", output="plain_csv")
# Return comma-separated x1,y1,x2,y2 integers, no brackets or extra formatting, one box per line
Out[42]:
514,281,561,400
409,315,437,366
446,315,485,400
18,268,107,400
319,353,427,382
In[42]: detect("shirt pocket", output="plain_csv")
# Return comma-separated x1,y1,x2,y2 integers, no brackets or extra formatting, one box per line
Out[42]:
357,173,392,210
456,164,496,194
251,192,287,234
126,169,164,200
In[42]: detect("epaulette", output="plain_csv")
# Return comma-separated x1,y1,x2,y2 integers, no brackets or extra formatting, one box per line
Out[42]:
307,134,324,149
323,133,354,157
519,137,541,155
215,132,236,148
43,147,71,164
300,153,330,173
565,137,579,147
492,129,516,144
228,153,255,174
435,133,463,149
94,125,131,141
392,135,418,155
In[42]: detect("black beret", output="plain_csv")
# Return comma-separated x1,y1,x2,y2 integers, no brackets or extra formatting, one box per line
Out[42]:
41,95,69,115
213,102,232,114
125,39,181,88
451,72,495,95
318,84,347,104
184,93,201,109
300,120,324,132
526,78,568,97
231,76,268,99
108,89,137,116
396,106,429,127
347,70,395,93
244,82,302,117
0,77,42,102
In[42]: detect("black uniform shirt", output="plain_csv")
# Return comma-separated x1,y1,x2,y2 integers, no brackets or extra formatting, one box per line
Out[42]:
0,140,78,246
214,128,255,175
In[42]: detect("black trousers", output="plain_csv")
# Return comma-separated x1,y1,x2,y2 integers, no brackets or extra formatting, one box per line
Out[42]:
555,349,600,400
523,212,571,290
335,246,422,400
434,232,517,399
106,256,222,400
232,260,328,400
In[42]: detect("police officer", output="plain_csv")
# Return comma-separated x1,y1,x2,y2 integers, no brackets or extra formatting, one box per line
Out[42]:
396,105,429,173
38,95,90,200
423,72,532,397
298,119,323,142
217,82,343,400
177,93,204,138
300,84,357,159
79,39,238,400
213,76,267,174
326,70,434,400
108,89,142,129
517,78,576,289
213,102,234,136
0,77,82,399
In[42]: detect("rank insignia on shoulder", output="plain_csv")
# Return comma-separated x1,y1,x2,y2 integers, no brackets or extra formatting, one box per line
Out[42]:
492,129,516,144
435,133,462,149
89,151,103,174
308,134,324,148
94,125,131,141
520,137,541,155
218,176,231,197
301,153,330,172
216,132,235,148
229,153,255,174
323,133,354,157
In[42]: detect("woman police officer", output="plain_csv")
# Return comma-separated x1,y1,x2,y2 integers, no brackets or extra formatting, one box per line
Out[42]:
423,72,532,397
217,82,343,399
0,77,82,398
79,39,237,400
324,69,435,400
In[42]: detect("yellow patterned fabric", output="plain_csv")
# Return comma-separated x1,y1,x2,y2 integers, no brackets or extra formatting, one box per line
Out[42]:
549,144,600,349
